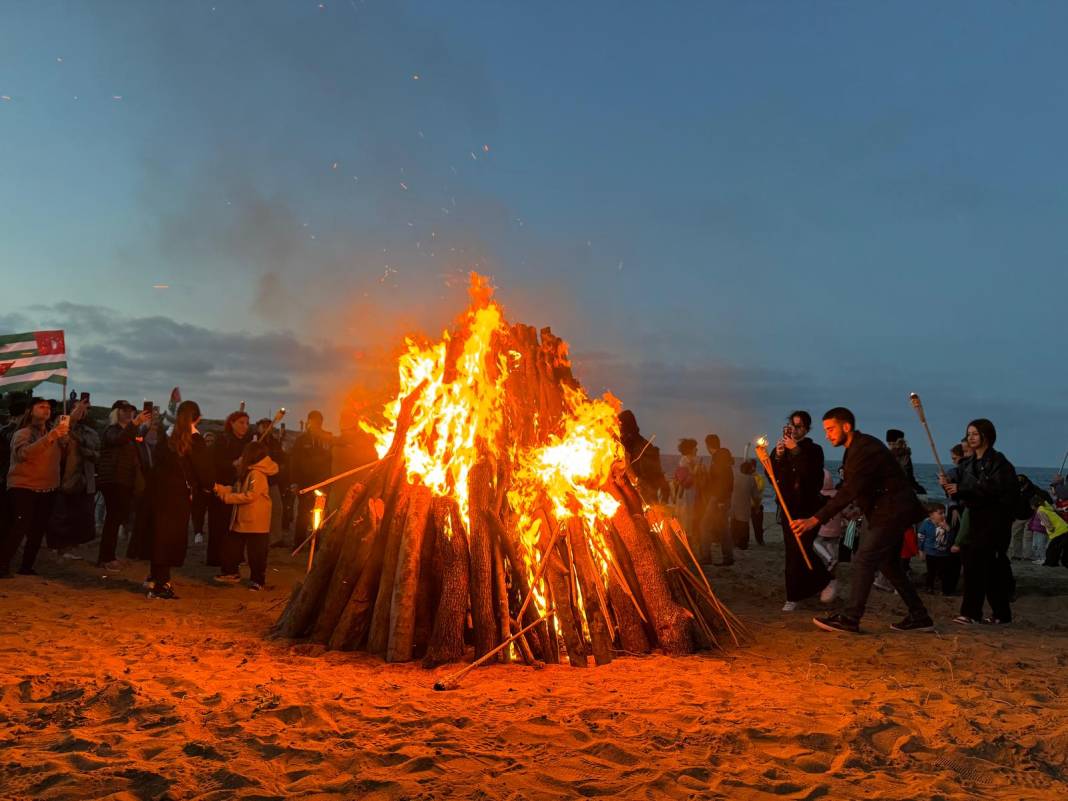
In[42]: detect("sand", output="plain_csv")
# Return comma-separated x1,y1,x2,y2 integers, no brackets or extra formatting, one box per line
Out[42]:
1,525,1067,801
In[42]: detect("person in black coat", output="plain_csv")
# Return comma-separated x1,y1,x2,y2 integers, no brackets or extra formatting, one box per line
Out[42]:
206,411,251,566
941,418,1018,624
769,411,832,607
793,407,932,633
145,401,211,599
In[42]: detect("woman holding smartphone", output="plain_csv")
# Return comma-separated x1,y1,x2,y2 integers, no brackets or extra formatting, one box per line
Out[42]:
145,400,211,599
0,398,69,577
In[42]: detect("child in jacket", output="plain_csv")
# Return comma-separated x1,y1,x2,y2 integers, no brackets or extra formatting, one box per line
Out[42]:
214,441,278,589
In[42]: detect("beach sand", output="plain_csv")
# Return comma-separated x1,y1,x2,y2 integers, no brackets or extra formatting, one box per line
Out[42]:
2,525,1067,801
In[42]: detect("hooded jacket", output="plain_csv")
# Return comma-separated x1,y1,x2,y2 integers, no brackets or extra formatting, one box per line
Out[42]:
218,456,279,533
952,448,1018,550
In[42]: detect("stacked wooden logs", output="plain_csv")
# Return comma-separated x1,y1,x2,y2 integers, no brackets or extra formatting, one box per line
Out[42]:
272,323,746,666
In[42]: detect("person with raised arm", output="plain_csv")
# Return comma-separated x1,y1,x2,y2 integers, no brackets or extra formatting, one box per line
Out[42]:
791,407,933,634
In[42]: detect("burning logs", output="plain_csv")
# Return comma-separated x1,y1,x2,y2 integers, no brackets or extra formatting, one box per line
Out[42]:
273,273,745,672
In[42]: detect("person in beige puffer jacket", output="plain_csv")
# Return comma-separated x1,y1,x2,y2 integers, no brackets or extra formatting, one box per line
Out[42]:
213,440,278,589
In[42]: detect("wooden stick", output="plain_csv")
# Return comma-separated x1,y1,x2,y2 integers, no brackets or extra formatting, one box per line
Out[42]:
755,442,814,571
299,459,381,495
515,511,562,624
433,613,550,691
291,509,338,557
909,393,946,478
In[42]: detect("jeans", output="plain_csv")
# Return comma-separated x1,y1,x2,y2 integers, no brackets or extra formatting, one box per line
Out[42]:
842,517,928,623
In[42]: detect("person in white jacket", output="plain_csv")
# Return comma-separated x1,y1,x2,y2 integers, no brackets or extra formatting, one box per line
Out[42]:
213,441,278,589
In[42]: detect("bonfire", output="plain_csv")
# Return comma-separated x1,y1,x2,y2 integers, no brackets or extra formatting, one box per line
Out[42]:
273,274,745,669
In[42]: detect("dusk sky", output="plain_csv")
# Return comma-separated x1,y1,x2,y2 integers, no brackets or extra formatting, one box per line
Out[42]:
2,2,1066,465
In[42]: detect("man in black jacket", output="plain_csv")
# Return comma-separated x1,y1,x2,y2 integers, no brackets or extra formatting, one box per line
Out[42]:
791,407,933,633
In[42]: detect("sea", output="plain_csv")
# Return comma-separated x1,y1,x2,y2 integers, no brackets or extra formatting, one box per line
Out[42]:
660,455,1060,511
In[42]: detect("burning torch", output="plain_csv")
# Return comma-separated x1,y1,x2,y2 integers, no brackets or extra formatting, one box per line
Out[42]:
307,490,327,573
754,435,814,571
908,392,946,480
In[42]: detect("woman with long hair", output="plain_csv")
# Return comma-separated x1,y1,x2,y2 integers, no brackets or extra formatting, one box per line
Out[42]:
206,411,251,567
941,418,1018,625
145,400,210,599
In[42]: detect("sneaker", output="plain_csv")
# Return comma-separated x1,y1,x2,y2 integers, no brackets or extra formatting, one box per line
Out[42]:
147,583,178,600
1032,558,1046,565
61,551,83,560
953,615,979,625
813,613,860,633
213,573,241,584
819,580,838,604
101,560,122,572
982,617,1011,625
249,582,263,591
873,575,894,593
890,614,935,632
782,601,798,612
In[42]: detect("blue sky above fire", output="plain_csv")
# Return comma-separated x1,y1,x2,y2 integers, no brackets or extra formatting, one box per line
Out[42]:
2,1,1067,464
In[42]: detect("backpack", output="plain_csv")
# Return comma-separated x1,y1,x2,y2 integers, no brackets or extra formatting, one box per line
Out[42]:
674,464,693,490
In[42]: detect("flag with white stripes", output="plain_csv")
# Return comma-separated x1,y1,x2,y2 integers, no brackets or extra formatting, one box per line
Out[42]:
0,330,68,393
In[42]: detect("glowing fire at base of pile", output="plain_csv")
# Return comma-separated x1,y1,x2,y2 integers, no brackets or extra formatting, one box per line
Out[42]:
275,274,746,673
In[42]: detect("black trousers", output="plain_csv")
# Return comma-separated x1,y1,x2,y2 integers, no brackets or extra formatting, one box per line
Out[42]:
731,518,750,550
207,496,231,567
960,546,1012,622
924,553,961,594
843,518,928,623
1,489,57,573
1044,535,1068,567
190,490,209,537
98,483,133,564
751,505,765,545
221,530,268,584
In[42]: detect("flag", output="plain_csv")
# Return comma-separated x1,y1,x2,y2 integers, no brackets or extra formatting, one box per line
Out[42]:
0,330,68,393
164,386,182,422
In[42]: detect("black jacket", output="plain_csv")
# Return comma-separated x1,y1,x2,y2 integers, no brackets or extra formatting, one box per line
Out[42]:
815,432,925,529
953,449,1018,549
769,437,825,518
98,422,140,488
211,431,251,485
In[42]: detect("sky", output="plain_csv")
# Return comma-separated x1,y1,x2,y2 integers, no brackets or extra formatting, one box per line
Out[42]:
2,1,1067,465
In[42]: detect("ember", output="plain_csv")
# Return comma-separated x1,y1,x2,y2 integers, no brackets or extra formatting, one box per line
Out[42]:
274,274,745,670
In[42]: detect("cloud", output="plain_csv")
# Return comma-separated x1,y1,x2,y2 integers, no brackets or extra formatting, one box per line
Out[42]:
1,303,391,425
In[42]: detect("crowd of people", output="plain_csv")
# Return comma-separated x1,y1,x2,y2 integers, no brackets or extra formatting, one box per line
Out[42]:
622,406,1068,634
2,392,1065,632
0,394,377,598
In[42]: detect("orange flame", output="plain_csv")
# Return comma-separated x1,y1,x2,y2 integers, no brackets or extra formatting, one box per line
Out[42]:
362,273,628,607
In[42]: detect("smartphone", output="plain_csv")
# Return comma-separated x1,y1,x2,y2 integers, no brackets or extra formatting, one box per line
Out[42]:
58,414,71,427
143,400,153,414
782,424,793,440
80,392,91,404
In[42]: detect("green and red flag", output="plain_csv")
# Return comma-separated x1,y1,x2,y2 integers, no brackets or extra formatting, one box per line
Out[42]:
0,330,68,393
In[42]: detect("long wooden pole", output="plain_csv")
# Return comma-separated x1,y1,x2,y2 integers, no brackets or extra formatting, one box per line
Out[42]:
755,441,814,571
299,459,381,495
909,392,945,478
432,613,550,691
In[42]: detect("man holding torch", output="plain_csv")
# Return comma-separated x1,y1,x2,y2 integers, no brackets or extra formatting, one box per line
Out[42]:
791,407,934,633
